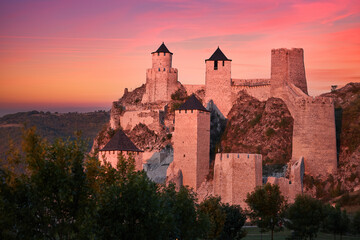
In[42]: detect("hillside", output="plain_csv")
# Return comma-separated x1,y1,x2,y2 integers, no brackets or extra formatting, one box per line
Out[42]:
220,91,293,166
0,110,110,160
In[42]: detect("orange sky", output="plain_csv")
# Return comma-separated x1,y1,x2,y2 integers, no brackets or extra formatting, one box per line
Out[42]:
0,0,359,115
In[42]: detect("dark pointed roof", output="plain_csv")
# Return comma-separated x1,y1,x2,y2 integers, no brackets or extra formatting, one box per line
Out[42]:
100,129,143,152
205,47,231,61
152,42,173,55
178,94,209,112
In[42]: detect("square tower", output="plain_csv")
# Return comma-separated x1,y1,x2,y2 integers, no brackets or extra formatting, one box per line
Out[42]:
205,47,232,117
172,95,210,190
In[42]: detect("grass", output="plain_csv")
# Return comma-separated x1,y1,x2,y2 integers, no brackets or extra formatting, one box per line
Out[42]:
242,227,360,240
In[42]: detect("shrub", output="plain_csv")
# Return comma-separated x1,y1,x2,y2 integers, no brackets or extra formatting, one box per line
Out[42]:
249,113,262,127
266,127,275,137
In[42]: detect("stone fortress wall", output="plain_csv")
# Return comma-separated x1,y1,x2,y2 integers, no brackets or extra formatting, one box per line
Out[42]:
109,43,337,206
205,60,233,116
142,51,182,103
169,108,210,191
99,151,143,171
269,48,337,176
214,153,262,207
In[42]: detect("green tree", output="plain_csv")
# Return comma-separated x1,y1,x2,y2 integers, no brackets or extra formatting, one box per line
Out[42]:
161,183,209,240
352,210,360,234
245,183,287,240
198,196,226,239
285,194,323,240
1,127,93,239
322,204,350,239
219,203,247,240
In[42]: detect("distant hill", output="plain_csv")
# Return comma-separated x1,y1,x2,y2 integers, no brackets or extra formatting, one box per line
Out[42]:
0,110,110,160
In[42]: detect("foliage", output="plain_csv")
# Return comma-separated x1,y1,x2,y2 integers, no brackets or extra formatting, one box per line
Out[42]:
2,128,237,240
198,196,226,239
219,203,247,240
249,113,262,127
352,210,360,234
265,127,275,137
322,204,350,238
162,184,209,240
1,127,93,239
171,88,188,101
285,194,324,240
245,183,287,240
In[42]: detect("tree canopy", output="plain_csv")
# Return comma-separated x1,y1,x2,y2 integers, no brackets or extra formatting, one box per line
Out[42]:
245,183,287,240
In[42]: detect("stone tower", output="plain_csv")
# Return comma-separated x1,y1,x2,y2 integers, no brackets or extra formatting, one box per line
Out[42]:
142,42,180,103
271,48,308,95
168,94,210,190
205,47,232,117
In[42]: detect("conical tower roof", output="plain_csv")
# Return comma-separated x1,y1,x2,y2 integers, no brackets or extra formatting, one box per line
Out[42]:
178,94,209,112
100,129,142,152
152,42,173,55
205,47,231,61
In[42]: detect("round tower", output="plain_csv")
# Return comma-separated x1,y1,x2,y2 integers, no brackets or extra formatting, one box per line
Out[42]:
151,42,172,70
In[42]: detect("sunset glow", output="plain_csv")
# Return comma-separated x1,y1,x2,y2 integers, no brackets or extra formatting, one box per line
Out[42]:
1,0,359,115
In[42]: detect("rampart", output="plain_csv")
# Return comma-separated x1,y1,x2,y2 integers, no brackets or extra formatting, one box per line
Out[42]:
213,153,262,207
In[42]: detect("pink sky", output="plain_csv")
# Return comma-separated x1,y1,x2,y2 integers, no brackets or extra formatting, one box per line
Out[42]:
0,0,359,115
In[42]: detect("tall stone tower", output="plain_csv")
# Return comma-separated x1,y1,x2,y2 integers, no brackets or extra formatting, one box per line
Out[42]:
169,94,210,190
205,47,232,117
271,48,308,95
142,42,180,103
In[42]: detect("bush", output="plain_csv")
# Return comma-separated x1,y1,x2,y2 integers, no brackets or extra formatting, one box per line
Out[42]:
249,113,262,127
266,127,275,137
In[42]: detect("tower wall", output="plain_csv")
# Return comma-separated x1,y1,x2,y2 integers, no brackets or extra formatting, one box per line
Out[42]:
171,109,210,190
214,153,262,207
291,97,337,176
271,48,308,95
152,52,172,69
205,60,232,116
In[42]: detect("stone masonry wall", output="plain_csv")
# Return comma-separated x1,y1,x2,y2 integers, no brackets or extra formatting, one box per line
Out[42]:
271,48,308,95
231,84,271,102
197,110,211,189
168,109,210,191
119,109,163,133
214,153,262,208
99,150,143,171
291,97,337,176
205,60,232,117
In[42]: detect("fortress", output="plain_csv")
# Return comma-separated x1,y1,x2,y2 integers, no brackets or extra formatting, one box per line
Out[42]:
101,43,337,206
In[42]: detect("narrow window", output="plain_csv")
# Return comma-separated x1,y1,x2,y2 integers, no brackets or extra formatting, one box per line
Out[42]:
183,154,185,157
222,61,225,66
214,61,218,70
158,68,160,71
185,110,187,113
164,53,166,56
191,110,193,113
163,68,165,71
158,53,160,56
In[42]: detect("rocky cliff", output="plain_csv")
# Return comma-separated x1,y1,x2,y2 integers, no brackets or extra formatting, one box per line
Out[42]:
220,91,293,166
